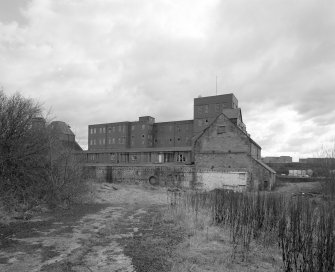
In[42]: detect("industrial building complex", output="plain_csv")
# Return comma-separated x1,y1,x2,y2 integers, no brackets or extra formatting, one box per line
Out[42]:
82,93,276,191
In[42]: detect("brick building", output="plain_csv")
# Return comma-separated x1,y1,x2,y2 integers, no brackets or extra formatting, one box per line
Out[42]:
262,156,293,164
83,93,275,190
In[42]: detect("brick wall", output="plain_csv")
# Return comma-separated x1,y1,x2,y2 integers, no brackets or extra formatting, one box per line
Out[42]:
194,113,274,190
195,153,252,170
194,114,251,154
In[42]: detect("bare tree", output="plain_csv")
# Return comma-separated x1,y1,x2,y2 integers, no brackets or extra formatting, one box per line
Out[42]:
0,91,49,208
0,90,85,212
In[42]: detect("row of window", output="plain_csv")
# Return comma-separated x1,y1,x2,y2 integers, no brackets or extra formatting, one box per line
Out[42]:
90,123,193,135
90,124,148,135
90,137,127,145
196,103,227,115
88,152,187,162
90,135,189,146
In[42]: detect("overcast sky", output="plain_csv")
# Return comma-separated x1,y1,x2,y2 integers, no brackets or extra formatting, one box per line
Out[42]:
1,0,334,160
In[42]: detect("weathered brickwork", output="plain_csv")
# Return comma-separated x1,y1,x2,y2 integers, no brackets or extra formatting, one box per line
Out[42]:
193,113,275,190
81,93,276,191
85,164,195,188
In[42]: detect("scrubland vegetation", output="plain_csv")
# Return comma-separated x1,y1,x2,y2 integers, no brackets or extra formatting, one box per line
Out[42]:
167,185,335,272
0,90,86,220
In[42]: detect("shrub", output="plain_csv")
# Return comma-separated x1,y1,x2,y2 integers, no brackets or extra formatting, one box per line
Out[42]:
0,90,86,212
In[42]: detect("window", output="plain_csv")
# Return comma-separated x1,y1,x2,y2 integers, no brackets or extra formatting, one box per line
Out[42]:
217,125,226,134
118,138,121,144
197,105,203,115
118,126,121,132
177,153,186,162
204,104,209,113
110,153,116,161
142,140,145,145
131,125,135,131
215,104,220,112
142,124,145,130
169,125,172,131
198,119,202,126
112,138,115,144
131,155,137,161
102,138,105,144
123,126,125,133
108,127,112,133
94,128,96,134
112,126,115,132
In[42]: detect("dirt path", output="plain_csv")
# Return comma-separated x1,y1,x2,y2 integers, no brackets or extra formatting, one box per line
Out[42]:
0,184,182,272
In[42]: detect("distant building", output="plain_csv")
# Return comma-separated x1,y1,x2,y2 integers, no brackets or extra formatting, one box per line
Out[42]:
262,156,292,164
49,121,83,151
288,169,313,177
299,158,335,165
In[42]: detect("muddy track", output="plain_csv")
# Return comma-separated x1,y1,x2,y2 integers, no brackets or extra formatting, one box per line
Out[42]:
0,185,184,272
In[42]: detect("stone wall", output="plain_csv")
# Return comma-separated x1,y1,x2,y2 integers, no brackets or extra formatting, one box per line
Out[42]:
84,164,195,188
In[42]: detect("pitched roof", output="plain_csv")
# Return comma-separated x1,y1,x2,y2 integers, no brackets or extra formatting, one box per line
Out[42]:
193,112,260,149
254,158,276,173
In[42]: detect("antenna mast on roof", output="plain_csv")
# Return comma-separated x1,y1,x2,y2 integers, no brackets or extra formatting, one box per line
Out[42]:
216,76,217,95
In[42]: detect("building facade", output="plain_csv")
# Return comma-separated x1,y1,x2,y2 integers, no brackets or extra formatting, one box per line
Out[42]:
83,93,275,190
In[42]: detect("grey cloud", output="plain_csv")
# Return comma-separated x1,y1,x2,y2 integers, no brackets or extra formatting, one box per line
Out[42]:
1,0,335,157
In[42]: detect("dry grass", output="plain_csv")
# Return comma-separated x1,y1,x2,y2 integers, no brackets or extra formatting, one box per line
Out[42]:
164,204,282,272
